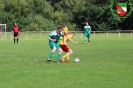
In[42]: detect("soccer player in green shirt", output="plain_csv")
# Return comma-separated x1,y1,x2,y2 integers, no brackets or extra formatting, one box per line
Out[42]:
83,22,91,44
47,25,66,63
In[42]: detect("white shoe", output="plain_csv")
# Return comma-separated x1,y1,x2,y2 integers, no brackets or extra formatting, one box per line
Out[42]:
55,61,60,63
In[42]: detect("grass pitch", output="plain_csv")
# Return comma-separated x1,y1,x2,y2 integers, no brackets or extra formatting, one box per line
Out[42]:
0,35,133,88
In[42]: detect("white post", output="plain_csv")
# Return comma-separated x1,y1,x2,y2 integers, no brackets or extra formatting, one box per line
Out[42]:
0,24,6,39
81,32,82,38
11,32,12,40
40,32,41,39
26,31,27,39
94,31,95,38
107,31,108,38
131,31,132,38
5,24,6,39
119,31,120,38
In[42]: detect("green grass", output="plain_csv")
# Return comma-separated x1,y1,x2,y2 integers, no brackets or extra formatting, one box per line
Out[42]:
0,34,133,88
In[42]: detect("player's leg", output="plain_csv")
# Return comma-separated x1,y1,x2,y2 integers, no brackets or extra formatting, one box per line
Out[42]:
14,37,16,43
14,33,16,44
47,43,57,61
61,48,73,62
47,47,56,60
16,33,19,43
66,56,69,62
60,45,70,62
55,46,63,63
64,49,73,62
87,34,90,44
83,34,87,44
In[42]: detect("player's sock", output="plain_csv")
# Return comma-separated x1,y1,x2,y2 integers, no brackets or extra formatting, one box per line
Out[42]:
48,51,54,59
56,53,62,61
14,39,15,43
17,38,19,43
88,39,90,43
84,37,86,43
66,56,70,62
62,53,70,59
66,56,69,60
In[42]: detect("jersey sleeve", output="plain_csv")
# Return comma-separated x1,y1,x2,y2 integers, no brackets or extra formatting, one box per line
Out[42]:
48,31,53,38
84,26,86,29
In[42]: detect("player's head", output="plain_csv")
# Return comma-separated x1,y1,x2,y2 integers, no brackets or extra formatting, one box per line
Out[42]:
56,25,63,33
86,22,89,26
63,25,66,27
70,32,75,36
14,23,17,26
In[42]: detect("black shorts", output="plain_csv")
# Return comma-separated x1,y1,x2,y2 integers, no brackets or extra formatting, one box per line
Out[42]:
14,32,18,37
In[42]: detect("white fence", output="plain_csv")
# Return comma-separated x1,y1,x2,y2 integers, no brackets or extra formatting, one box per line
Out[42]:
2,30,133,40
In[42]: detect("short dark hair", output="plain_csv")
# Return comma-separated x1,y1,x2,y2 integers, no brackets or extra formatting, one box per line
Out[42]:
70,32,75,35
57,25,63,30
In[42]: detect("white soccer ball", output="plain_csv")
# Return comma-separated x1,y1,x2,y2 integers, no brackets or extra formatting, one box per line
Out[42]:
74,58,80,63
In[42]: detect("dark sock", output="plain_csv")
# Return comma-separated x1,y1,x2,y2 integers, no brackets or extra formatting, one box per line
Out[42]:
14,39,15,43
17,38,18,42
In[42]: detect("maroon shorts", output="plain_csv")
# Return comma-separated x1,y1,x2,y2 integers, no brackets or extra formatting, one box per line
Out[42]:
60,44,70,52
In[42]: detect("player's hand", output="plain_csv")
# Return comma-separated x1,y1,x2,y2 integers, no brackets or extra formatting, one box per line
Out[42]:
52,39,56,41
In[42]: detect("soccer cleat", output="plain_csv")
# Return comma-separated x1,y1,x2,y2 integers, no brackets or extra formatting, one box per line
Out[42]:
61,57,64,62
83,42,85,44
66,59,69,62
47,58,51,61
55,61,60,63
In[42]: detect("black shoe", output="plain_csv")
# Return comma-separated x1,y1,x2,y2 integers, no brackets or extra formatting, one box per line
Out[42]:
47,58,51,61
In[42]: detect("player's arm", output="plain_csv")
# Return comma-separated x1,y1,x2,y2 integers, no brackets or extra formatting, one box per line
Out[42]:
48,34,56,41
18,27,20,33
89,27,91,33
69,39,78,43
84,26,86,32
17,27,20,35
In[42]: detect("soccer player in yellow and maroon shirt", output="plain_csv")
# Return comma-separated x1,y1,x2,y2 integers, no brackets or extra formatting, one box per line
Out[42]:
62,25,69,36
60,32,78,62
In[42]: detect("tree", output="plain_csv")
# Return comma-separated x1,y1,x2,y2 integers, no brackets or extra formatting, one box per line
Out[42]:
73,4,122,31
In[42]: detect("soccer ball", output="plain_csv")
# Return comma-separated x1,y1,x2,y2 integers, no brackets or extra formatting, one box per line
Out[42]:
74,58,80,63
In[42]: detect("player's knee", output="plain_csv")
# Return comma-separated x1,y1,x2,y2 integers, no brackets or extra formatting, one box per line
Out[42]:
52,47,57,52
70,51,73,54
69,50,73,54
59,49,63,53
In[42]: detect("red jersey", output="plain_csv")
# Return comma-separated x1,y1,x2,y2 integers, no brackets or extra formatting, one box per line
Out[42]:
13,26,19,32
